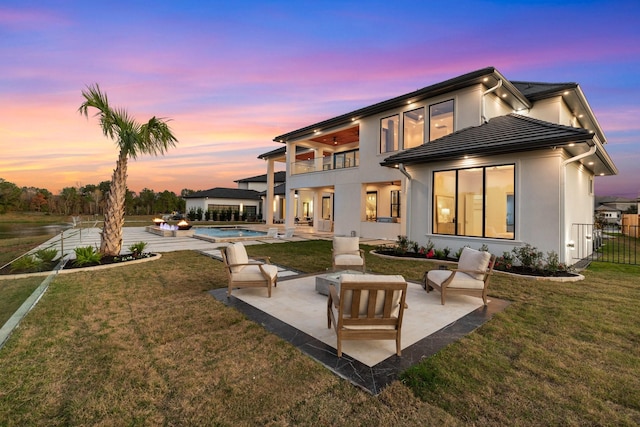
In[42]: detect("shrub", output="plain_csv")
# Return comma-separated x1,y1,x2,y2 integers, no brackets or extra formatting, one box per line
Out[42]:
128,241,148,257
545,251,560,273
512,243,544,270
10,255,42,273
395,235,410,255
73,246,102,267
34,248,59,263
443,247,451,258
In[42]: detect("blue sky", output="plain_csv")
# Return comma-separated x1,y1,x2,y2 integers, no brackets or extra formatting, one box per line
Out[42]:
1,0,639,197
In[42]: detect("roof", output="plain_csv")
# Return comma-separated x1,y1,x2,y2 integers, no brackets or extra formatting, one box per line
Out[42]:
235,171,286,183
260,182,286,196
380,114,595,167
271,66,531,144
183,188,262,200
511,81,578,100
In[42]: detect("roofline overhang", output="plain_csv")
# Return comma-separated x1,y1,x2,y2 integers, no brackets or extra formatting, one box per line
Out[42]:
273,67,532,144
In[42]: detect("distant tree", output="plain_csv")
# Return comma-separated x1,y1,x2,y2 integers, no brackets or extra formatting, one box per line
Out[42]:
139,188,156,215
79,84,177,256
0,178,21,213
625,205,638,214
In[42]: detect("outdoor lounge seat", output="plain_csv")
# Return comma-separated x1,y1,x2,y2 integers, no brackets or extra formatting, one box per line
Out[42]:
221,242,278,297
332,236,366,272
327,273,407,358
425,247,495,305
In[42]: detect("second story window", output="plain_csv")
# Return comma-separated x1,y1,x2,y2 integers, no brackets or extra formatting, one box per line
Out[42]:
403,107,425,149
380,114,399,153
429,99,454,141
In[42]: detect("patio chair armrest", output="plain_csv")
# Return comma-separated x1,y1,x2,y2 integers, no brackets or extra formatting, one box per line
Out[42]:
328,284,340,308
251,256,271,264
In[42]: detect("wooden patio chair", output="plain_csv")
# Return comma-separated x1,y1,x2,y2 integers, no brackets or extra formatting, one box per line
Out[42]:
327,273,407,358
332,236,366,272
221,242,278,297
424,247,495,305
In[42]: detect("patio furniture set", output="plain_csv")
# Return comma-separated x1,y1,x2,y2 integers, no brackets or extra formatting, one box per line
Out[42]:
221,237,495,358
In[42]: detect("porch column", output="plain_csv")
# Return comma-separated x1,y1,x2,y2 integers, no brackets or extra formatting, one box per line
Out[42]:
314,148,323,172
265,158,275,225
286,188,296,228
313,190,322,232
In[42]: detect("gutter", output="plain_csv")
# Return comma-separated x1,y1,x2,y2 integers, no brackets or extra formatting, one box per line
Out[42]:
398,164,412,239
481,79,503,123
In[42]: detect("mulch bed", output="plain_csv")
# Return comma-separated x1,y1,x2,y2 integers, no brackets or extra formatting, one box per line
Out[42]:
1,253,157,275
373,250,577,278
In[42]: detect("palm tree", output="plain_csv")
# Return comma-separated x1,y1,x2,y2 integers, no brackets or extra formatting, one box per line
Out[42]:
78,84,178,256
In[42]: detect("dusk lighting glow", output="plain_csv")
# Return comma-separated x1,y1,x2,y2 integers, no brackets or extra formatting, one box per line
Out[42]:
1,1,639,198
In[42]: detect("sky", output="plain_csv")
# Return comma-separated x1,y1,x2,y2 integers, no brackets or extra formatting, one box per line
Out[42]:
1,1,639,198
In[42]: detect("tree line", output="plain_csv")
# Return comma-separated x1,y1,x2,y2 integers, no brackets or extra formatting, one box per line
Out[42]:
0,177,196,216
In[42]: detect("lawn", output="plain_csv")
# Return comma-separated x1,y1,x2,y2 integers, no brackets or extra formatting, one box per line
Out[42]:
0,241,638,425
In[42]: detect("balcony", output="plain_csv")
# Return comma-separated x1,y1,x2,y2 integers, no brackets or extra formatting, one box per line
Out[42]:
291,149,359,175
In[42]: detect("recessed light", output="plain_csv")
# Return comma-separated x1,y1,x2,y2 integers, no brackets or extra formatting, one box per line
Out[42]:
483,77,489,82
588,161,594,165
563,91,569,95
579,114,584,118
569,143,575,147
599,173,605,176
501,93,507,98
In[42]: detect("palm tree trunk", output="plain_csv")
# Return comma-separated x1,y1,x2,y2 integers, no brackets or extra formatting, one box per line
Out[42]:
100,151,128,256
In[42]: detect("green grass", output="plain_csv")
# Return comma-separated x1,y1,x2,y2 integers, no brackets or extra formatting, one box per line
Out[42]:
0,240,639,425
0,276,43,326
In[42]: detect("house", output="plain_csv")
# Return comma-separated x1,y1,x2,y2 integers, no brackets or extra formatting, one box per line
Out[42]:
184,172,285,221
259,67,618,265
594,204,621,225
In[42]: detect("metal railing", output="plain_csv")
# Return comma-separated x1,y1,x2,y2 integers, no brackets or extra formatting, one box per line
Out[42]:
570,223,639,265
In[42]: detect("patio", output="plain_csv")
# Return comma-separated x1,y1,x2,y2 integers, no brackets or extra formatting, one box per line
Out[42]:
211,273,509,394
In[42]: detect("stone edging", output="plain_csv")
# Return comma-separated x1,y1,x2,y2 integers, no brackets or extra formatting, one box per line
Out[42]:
0,253,162,281
369,250,584,282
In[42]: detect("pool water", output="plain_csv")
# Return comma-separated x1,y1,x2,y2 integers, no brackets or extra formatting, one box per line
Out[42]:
194,227,267,238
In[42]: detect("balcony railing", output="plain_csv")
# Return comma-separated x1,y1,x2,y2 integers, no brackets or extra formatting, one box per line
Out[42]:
291,149,359,175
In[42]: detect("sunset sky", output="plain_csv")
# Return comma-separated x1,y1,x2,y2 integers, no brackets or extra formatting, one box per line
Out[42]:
1,1,639,197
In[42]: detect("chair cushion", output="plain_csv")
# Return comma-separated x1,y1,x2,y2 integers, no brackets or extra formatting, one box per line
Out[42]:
333,236,360,255
232,264,278,282
457,247,491,280
427,270,484,289
226,242,249,273
334,254,364,266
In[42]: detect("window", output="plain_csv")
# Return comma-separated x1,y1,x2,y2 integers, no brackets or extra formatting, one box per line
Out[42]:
403,107,424,149
366,191,378,221
433,164,515,239
380,115,399,153
429,99,454,141
322,196,332,220
390,190,401,218
334,149,359,169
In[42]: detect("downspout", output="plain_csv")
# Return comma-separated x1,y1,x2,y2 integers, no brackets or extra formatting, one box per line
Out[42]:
398,163,412,239
561,143,597,265
481,79,502,123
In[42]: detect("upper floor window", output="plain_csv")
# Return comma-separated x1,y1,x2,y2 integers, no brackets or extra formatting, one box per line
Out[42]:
429,99,454,141
403,107,425,149
380,114,399,153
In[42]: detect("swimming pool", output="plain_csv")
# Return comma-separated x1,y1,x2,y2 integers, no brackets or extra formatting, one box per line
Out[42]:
193,227,267,241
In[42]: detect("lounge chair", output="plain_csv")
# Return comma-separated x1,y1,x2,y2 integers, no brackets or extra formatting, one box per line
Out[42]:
332,236,366,272
424,247,495,305
266,227,278,238
221,242,278,297
327,273,407,358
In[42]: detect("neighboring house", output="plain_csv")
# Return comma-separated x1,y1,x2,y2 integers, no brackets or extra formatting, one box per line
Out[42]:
595,195,638,213
259,66,618,265
184,172,285,221
594,204,621,225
